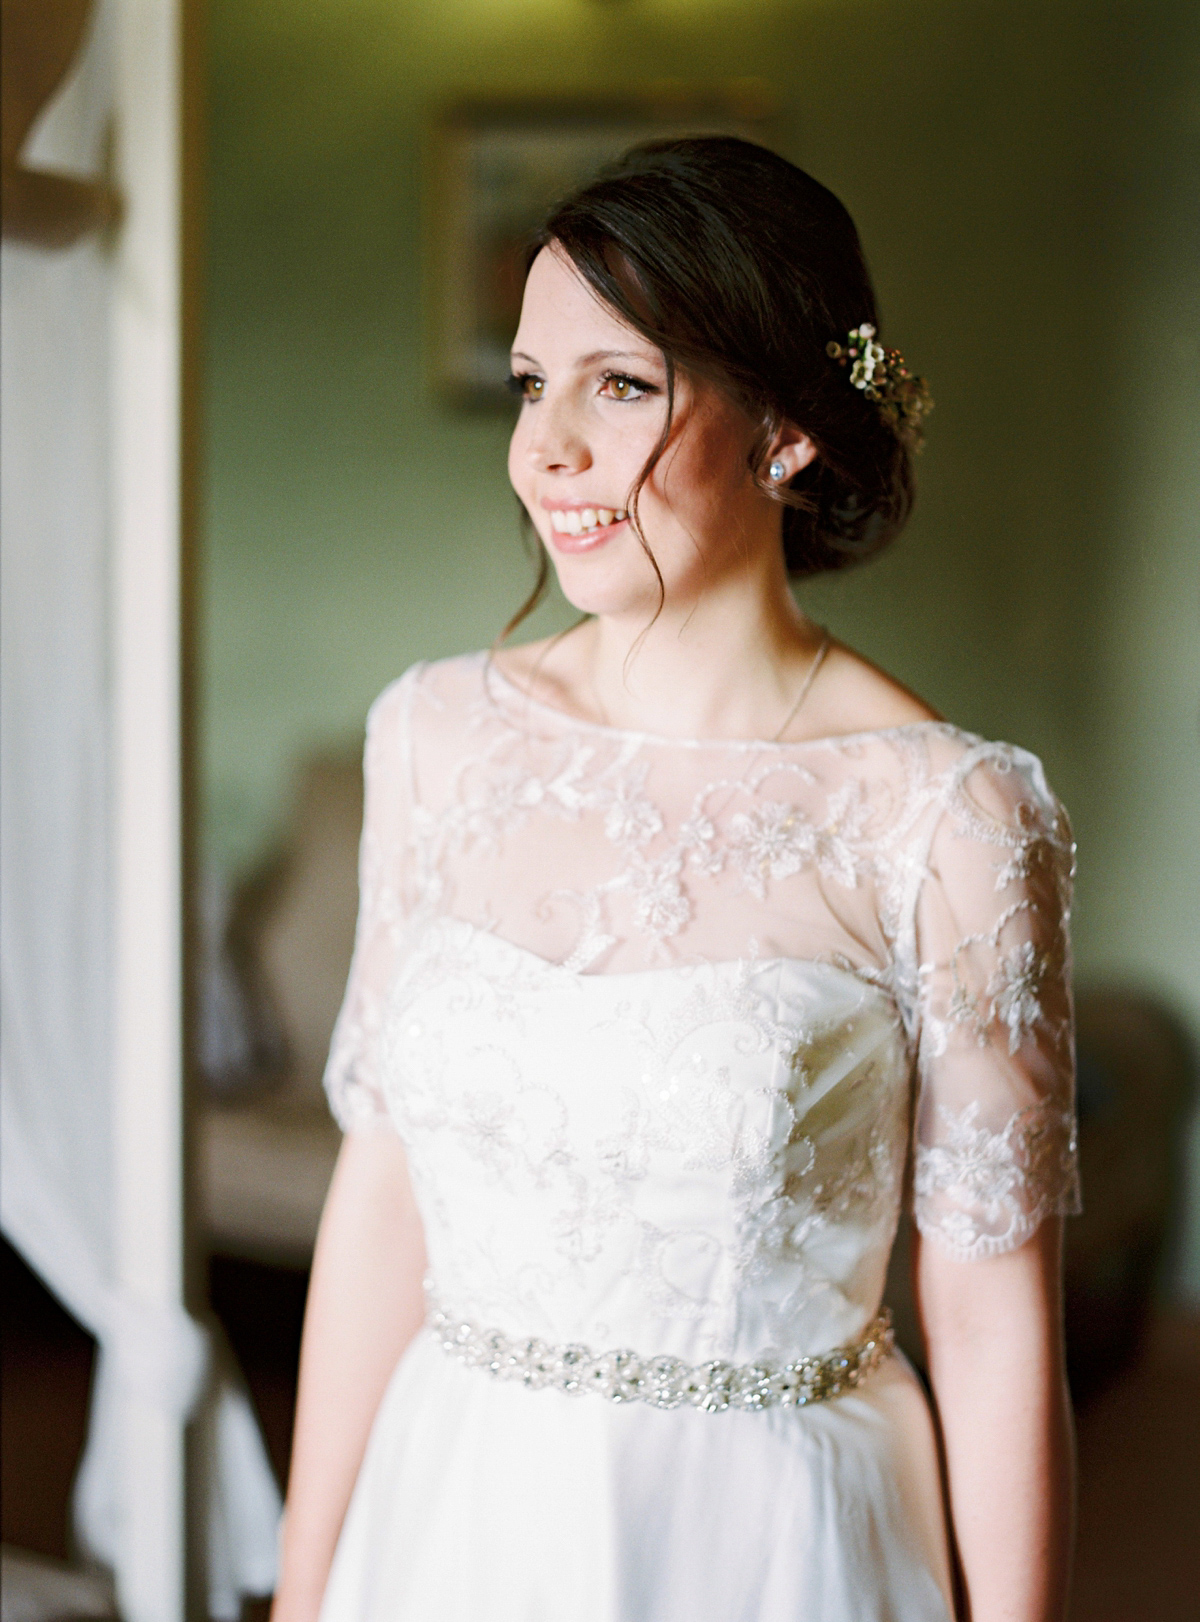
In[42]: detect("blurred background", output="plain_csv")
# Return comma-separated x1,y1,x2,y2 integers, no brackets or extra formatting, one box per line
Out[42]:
3,1,1198,1618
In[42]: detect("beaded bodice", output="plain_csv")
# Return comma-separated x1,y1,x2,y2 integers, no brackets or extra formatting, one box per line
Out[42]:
325,654,1079,1358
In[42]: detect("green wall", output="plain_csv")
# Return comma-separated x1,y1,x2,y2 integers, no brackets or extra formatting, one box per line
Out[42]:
203,0,1200,1293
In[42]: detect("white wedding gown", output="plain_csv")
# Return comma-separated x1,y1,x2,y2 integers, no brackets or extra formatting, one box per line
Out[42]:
318,653,1079,1621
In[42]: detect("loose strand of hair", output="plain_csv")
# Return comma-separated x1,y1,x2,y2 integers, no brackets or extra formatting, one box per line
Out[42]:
621,358,673,683
495,504,551,650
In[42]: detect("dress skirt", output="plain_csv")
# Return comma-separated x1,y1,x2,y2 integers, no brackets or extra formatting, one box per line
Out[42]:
320,1329,956,1622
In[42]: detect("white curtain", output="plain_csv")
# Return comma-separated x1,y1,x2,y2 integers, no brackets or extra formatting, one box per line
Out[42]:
0,5,280,1613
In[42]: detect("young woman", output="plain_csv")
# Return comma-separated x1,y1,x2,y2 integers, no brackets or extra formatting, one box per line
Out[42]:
272,138,1078,1622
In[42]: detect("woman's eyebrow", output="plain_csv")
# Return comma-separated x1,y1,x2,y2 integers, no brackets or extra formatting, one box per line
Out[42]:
576,348,658,367
509,347,661,369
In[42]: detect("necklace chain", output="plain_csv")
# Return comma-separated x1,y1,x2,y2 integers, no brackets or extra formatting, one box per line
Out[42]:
692,630,831,832
770,632,831,743
587,629,832,745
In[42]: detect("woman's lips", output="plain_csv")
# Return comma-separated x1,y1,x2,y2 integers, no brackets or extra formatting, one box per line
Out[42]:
547,516,628,553
543,504,628,554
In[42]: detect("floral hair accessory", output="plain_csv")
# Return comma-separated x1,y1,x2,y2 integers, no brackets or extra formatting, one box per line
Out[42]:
825,324,933,452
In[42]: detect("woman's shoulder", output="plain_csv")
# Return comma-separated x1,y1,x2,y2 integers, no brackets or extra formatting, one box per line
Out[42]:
365,651,491,734
360,654,499,808
367,649,537,776
800,639,941,741
811,643,1068,835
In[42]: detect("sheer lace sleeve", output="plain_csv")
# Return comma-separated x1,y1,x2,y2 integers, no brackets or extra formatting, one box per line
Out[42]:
322,670,418,1132
909,743,1080,1259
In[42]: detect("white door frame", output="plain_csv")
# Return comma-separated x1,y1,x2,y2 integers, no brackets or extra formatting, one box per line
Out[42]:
110,1,190,1615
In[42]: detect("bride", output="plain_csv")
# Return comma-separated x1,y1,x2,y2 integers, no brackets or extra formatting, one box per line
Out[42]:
271,137,1078,1621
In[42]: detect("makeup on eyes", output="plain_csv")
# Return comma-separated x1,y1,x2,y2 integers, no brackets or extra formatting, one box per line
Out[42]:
505,369,661,403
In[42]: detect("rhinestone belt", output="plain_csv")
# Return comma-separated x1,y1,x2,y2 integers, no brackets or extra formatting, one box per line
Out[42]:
427,1299,894,1414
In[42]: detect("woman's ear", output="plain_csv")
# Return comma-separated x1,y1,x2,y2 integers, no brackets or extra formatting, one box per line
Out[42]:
765,423,818,481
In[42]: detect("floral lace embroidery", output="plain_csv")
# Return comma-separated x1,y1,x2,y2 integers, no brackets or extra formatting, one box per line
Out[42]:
913,1099,1080,1258
373,924,913,1349
926,903,1071,1059
324,654,1080,1273
727,783,871,898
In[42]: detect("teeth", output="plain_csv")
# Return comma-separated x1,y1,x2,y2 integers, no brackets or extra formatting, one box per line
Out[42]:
547,506,628,535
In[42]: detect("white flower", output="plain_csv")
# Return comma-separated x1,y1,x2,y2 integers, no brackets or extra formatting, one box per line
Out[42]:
913,1099,1080,1257
987,941,1048,1053
728,787,868,900
943,977,986,1044
914,1102,1023,1210
728,802,817,899
604,773,664,848
459,1089,518,1173
464,770,544,842
627,856,691,938
680,813,724,875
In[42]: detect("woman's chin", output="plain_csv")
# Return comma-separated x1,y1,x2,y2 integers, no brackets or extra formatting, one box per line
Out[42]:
546,549,668,622
551,571,666,622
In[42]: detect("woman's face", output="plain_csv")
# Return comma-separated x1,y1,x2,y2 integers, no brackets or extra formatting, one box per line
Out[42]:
507,246,788,620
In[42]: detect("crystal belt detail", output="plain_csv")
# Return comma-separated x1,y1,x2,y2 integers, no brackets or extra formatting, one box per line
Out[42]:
427,1299,894,1414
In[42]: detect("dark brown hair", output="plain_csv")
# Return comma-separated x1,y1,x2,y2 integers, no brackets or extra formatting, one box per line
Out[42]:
506,136,915,633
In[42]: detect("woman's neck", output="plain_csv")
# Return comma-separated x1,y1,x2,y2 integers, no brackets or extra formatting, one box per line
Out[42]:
569,569,825,742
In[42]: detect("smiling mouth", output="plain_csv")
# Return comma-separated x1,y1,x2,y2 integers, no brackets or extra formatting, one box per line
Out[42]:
548,506,628,537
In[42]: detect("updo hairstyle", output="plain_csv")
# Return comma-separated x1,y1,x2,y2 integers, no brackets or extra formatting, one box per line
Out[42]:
526,136,914,580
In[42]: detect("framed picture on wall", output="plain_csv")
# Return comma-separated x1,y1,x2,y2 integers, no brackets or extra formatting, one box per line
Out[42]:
425,85,780,406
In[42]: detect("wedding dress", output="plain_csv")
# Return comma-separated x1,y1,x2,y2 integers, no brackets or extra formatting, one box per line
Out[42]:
318,652,1079,1621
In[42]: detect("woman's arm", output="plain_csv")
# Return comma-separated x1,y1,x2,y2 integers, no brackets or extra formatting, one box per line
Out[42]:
914,1218,1074,1622
271,1132,427,1622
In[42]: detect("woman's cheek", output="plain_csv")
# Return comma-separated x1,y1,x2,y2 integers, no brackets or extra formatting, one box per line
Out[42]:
506,426,531,502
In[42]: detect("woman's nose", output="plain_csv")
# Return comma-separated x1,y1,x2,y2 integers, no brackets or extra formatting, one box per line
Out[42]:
525,392,591,475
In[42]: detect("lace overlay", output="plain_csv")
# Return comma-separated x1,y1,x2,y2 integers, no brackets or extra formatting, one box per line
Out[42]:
326,653,1079,1324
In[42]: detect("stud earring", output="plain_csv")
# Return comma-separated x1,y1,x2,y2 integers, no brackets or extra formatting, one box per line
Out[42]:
769,460,787,481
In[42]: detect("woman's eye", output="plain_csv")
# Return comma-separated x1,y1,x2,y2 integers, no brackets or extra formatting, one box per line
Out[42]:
601,372,654,401
506,372,545,402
